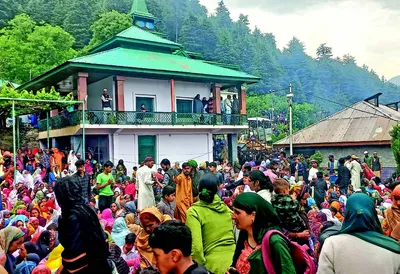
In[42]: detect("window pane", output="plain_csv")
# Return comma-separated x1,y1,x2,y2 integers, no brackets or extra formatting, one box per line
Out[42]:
177,99,192,113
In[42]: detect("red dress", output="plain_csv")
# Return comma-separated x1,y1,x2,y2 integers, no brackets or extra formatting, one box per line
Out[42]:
235,241,261,274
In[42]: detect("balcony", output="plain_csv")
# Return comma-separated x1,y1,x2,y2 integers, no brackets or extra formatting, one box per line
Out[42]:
38,110,248,131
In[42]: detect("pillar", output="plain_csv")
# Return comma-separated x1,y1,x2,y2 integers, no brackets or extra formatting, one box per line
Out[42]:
170,79,176,112
212,84,221,114
77,72,88,110
115,76,125,111
227,133,238,163
239,89,246,114
50,109,59,117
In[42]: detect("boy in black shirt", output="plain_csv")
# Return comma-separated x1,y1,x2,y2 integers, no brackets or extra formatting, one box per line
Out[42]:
149,221,212,274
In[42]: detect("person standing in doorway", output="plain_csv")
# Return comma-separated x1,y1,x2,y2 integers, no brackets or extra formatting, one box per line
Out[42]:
96,160,115,212
371,152,383,178
101,88,112,110
137,156,156,211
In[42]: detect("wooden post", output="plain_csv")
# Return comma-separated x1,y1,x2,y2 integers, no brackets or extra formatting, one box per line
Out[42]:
239,89,246,114
77,72,88,110
170,79,176,112
115,76,125,111
212,84,221,114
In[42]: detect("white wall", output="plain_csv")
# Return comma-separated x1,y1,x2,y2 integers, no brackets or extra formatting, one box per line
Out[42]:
125,77,171,112
158,133,212,164
112,133,212,171
87,77,115,111
175,81,210,101
113,134,137,171
124,78,211,112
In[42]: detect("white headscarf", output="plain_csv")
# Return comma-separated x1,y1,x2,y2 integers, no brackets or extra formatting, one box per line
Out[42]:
321,208,342,227
68,150,78,173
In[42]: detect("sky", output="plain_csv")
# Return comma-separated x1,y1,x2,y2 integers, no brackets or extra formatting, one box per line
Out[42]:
198,0,400,80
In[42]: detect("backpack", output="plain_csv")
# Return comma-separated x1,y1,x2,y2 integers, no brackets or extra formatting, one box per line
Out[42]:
261,230,317,274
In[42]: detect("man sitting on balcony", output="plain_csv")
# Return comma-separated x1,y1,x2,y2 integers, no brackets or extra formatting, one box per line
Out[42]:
101,88,112,111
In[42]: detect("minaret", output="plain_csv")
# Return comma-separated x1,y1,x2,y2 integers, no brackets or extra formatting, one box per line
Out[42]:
131,0,156,30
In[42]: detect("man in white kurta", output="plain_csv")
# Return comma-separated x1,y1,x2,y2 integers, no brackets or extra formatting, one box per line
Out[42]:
348,155,362,190
137,157,155,210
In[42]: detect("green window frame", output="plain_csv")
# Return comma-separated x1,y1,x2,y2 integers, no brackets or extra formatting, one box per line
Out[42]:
176,99,192,113
138,135,156,163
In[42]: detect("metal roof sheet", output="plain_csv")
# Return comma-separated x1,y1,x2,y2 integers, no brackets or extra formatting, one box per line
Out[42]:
275,101,400,146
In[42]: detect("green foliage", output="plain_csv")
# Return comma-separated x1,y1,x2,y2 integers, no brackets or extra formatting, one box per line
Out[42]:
246,93,318,131
310,150,324,166
88,11,132,49
62,0,96,49
390,124,400,173
0,86,73,119
0,14,76,83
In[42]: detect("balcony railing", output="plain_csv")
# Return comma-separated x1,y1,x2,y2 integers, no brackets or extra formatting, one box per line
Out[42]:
38,110,248,131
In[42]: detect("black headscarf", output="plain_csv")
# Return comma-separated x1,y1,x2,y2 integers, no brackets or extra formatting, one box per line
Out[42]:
36,230,52,259
232,192,282,266
54,176,112,273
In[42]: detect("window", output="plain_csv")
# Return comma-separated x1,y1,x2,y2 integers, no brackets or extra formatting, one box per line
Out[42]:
177,99,192,113
136,97,154,112
138,135,156,163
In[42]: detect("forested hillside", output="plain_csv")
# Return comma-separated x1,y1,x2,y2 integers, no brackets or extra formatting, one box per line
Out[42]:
1,0,399,121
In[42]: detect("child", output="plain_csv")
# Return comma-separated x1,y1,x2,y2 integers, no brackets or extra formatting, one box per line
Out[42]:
148,220,211,274
271,178,308,233
157,186,175,219
121,233,140,274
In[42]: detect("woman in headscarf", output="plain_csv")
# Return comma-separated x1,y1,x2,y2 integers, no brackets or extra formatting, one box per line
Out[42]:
136,206,171,269
110,202,123,218
31,265,51,274
382,185,400,241
318,193,400,274
228,192,296,274
27,217,44,243
361,163,375,180
0,227,25,274
111,217,130,246
30,208,46,228
186,174,235,274
100,208,115,233
54,175,113,274
67,150,78,173
36,230,57,260
247,170,273,202
14,254,39,274
116,159,127,181
16,242,39,264
32,189,45,205
125,214,141,235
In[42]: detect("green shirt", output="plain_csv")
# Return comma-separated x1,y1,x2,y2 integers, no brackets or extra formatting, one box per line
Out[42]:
96,172,114,196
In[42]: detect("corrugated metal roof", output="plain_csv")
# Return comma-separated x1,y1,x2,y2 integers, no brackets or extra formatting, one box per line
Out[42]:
275,101,400,146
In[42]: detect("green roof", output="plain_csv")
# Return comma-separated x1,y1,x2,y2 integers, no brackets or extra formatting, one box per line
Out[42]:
90,26,181,54
71,47,259,82
131,0,155,19
117,26,179,47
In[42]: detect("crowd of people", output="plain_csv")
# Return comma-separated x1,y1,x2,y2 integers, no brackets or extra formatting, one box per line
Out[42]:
0,147,400,274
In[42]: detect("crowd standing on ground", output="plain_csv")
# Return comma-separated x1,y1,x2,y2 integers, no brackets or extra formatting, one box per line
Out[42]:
0,147,400,274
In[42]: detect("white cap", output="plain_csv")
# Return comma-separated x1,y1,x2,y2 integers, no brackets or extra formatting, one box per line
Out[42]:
364,151,368,154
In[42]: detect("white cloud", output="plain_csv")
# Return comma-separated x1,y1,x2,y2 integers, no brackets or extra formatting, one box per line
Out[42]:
199,0,400,79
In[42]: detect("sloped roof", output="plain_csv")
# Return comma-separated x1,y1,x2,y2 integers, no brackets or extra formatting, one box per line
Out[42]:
70,47,259,82
0,80,19,88
274,100,400,147
117,26,179,47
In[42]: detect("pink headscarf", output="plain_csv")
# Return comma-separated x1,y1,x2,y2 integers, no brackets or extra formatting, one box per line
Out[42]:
101,208,114,231
32,265,51,274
